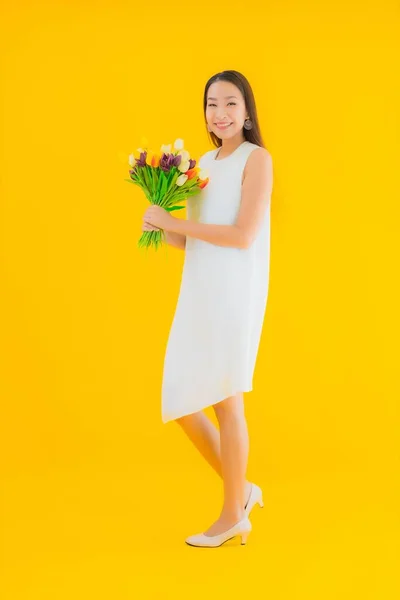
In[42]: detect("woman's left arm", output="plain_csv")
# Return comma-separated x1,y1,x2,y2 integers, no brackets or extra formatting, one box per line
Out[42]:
170,148,273,249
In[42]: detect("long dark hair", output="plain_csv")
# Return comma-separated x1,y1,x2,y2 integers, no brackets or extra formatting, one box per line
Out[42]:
203,70,265,149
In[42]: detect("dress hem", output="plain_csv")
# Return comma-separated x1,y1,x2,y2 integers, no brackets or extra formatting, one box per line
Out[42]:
161,386,253,424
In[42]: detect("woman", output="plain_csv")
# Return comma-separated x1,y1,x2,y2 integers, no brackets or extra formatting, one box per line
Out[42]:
142,70,273,547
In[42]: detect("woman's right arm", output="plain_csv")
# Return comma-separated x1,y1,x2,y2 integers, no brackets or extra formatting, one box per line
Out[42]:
164,231,186,250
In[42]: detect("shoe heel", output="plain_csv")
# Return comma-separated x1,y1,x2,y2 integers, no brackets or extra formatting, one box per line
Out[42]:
240,532,249,545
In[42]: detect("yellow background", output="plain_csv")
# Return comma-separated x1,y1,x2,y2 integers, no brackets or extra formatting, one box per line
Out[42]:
1,1,399,598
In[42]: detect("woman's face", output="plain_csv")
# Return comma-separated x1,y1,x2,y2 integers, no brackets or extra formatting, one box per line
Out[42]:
206,80,247,140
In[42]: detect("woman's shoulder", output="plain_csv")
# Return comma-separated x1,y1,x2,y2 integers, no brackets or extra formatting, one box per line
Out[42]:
246,142,271,156
244,144,272,170
242,143,272,175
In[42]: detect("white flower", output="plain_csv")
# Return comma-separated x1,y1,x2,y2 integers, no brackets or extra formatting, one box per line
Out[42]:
177,149,190,162
176,174,188,186
173,138,184,151
128,153,135,166
160,143,172,154
137,147,145,154
199,168,209,180
178,160,190,173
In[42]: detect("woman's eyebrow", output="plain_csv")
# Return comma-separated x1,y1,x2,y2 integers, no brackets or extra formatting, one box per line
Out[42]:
207,96,238,100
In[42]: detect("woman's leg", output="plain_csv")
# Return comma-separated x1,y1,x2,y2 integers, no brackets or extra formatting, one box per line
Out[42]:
175,411,222,477
175,409,252,506
203,392,249,536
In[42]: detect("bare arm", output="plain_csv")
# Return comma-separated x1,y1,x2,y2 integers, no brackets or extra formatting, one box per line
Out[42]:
164,230,186,250
171,219,245,249
169,149,273,249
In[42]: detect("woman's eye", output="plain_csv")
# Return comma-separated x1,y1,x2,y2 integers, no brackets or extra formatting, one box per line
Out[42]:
207,102,236,107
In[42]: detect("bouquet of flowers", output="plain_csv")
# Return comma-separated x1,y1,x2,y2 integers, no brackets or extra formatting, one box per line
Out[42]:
125,137,209,250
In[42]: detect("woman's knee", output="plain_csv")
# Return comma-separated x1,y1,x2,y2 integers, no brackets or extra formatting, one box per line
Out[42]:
213,392,244,422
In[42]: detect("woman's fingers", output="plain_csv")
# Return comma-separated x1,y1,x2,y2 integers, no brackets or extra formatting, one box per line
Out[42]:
142,222,160,232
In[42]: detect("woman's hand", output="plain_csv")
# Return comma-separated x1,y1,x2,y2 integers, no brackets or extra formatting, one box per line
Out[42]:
142,221,160,232
143,205,176,231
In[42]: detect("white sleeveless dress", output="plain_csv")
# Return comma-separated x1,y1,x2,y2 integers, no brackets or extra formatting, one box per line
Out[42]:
161,140,272,423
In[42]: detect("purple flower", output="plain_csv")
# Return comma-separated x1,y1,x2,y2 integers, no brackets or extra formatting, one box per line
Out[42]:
189,158,196,169
135,151,147,167
159,152,182,172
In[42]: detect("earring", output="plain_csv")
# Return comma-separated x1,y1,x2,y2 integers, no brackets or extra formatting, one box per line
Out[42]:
243,118,253,130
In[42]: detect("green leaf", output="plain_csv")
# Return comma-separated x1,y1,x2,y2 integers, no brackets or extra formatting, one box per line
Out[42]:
161,171,180,206
165,205,184,212
142,166,151,191
155,170,166,203
152,169,159,200
148,167,156,197
166,167,177,189
160,171,168,198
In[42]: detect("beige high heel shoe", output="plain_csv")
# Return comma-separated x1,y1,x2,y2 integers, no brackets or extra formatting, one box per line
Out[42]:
245,483,264,516
185,514,252,548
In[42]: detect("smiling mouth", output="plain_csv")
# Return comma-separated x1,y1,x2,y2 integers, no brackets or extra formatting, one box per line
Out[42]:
215,123,232,128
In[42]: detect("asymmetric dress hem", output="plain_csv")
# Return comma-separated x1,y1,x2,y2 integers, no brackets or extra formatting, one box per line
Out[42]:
161,386,253,424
